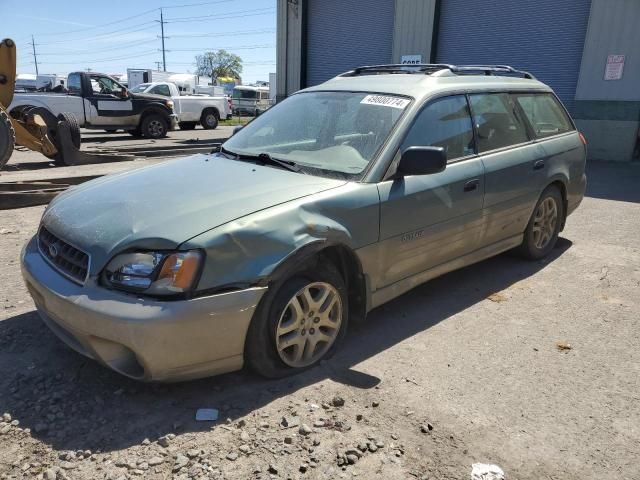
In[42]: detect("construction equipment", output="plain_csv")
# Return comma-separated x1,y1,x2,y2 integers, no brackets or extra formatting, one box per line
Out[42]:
0,38,133,171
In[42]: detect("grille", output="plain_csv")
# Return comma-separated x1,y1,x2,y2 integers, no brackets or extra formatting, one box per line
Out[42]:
38,226,90,284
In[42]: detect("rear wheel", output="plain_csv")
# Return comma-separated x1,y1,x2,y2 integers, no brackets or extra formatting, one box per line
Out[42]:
517,185,564,260
200,109,219,130
179,122,197,131
141,114,168,139
0,109,16,170
245,262,348,378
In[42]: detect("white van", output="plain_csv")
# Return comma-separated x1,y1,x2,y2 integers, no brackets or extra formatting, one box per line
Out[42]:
232,85,270,115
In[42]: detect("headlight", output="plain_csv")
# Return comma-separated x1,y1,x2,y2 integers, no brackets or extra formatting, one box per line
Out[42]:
104,250,203,296
166,100,174,110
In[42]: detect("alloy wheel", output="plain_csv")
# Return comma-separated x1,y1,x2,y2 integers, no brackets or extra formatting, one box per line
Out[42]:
148,120,164,137
275,282,342,368
532,196,558,249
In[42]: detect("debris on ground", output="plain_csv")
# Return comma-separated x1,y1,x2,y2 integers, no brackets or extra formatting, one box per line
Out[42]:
487,292,508,303
556,341,573,351
195,408,219,421
471,463,505,480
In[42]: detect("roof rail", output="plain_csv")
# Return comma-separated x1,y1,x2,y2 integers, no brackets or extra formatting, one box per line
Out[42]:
340,63,535,80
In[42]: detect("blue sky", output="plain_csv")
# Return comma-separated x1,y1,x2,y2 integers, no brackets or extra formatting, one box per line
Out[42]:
0,0,276,83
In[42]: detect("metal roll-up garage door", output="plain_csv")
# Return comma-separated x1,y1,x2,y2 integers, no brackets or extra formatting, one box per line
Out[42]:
306,0,394,87
436,0,591,112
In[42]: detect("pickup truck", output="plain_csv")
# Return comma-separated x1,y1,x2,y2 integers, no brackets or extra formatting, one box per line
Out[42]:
129,82,232,130
10,72,178,139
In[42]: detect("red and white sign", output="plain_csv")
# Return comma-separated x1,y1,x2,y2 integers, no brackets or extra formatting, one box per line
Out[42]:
604,54,625,81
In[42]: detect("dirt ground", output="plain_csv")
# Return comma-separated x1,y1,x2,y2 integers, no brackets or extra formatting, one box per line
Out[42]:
0,160,639,480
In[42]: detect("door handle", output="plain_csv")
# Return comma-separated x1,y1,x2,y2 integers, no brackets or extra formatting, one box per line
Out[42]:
533,160,545,170
464,179,480,192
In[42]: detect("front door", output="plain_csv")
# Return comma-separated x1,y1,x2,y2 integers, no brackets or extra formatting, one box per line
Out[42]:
376,95,485,289
84,75,135,127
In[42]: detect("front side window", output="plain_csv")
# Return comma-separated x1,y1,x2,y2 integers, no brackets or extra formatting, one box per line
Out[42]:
470,93,529,152
223,91,410,177
401,95,474,162
89,75,124,96
514,93,573,139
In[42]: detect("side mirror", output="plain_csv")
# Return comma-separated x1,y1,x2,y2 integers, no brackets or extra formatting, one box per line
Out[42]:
396,146,447,177
232,125,243,136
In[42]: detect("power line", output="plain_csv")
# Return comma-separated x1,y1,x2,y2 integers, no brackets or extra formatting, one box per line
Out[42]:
165,7,275,23
171,44,275,52
37,39,158,55
37,21,157,45
169,28,275,38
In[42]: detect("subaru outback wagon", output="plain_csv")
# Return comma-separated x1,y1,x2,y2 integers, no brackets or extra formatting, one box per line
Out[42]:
21,64,587,381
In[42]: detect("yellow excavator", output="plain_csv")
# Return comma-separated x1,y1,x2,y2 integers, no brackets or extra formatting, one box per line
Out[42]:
0,38,130,171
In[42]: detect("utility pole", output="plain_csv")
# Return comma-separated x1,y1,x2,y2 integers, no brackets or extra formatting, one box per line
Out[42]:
160,8,167,72
31,35,39,75
155,61,162,70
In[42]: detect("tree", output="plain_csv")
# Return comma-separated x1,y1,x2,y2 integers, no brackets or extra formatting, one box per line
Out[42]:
195,50,243,82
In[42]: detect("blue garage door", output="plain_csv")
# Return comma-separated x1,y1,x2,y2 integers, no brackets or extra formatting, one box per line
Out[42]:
306,0,394,87
436,0,591,112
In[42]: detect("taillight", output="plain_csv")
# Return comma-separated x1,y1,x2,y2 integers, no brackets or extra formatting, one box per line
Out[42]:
579,132,587,145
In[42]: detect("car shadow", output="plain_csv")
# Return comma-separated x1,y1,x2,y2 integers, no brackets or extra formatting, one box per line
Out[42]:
0,239,572,453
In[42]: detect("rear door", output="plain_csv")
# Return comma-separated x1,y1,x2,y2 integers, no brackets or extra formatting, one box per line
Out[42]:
377,95,485,288
469,92,542,246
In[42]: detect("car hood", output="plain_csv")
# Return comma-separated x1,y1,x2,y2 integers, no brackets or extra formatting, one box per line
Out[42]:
42,154,346,271
128,92,167,102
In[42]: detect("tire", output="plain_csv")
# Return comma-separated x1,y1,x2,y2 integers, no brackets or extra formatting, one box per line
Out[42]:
141,113,168,139
127,128,143,138
0,109,16,170
178,122,197,131
200,109,219,130
517,185,565,260
51,112,81,166
245,261,348,378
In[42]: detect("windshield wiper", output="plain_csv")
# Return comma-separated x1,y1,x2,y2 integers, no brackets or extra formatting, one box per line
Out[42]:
220,147,301,173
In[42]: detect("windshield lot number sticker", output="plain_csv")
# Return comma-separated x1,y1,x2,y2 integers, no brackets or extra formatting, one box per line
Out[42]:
361,95,410,109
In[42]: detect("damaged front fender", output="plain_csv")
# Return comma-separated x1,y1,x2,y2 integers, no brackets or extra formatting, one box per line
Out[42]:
180,182,381,292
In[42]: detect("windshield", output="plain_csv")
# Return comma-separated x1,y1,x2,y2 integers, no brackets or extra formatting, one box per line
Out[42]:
223,91,410,176
129,84,151,93
233,89,258,99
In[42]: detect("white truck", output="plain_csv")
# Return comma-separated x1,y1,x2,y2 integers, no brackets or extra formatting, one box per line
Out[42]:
10,71,178,139
129,81,231,130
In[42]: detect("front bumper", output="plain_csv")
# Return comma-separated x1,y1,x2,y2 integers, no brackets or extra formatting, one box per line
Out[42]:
21,236,266,382
169,113,179,130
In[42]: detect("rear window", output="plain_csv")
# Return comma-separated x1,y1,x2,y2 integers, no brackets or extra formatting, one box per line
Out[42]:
67,73,81,95
469,93,530,153
514,93,574,139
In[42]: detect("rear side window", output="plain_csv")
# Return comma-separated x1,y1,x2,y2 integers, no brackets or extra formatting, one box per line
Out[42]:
150,84,171,97
514,93,573,139
469,93,529,153
401,95,474,162
67,73,81,95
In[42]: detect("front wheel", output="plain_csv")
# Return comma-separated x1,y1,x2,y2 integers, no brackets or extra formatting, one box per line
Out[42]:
517,185,564,260
245,262,348,378
0,109,16,170
141,114,168,139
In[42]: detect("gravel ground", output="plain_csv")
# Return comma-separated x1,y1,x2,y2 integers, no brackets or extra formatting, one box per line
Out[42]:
0,161,639,480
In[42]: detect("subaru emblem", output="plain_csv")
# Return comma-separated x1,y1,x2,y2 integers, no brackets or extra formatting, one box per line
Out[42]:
48,244,58,259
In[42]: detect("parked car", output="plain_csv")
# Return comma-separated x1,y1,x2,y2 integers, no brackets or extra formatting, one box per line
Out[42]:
10,72,178,139
232,85,270,116
21,64,586,382
129,81,231,130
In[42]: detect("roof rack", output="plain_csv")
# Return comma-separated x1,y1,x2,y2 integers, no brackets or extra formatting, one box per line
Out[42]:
341,63,536,80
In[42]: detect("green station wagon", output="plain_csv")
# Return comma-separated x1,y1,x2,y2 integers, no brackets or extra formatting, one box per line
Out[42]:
21,64,587,381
